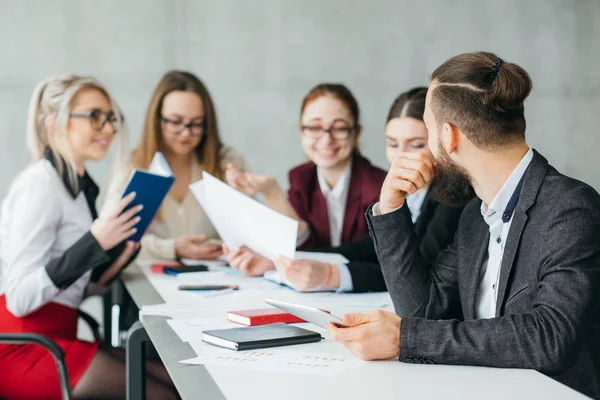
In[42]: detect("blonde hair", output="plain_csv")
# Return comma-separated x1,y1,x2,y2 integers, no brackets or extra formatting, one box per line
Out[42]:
26,74,127,191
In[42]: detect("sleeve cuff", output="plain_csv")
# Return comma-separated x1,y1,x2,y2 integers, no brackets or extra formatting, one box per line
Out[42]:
335,263,354,292
372,201,404,216
139,235,177,260
45,231,111,289
399,317,416,362
367,202,412,232
296,222,310,247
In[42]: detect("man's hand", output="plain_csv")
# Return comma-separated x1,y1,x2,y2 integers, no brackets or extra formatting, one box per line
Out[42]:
379,152,435,214
327,310,401,361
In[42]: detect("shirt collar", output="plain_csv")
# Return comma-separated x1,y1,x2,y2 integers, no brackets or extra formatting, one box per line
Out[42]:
317,159,353,199
407,185,429,209
43,147,99,201
481,148,534,225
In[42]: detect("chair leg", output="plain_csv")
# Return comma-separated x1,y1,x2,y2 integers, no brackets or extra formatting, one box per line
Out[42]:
102,288,113,344
111,303,122,347
0,334,71,400
126,321,149,400
55,354,72,400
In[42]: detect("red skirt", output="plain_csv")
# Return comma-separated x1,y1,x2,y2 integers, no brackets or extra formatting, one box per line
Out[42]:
0,295,99,400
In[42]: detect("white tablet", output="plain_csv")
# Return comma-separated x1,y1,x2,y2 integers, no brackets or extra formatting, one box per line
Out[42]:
265,298,347,329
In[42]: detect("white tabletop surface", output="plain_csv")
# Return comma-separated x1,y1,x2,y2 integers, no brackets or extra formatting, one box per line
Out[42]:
129,262,589,400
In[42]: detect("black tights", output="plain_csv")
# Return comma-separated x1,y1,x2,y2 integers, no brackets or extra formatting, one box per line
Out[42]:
72,345,178,400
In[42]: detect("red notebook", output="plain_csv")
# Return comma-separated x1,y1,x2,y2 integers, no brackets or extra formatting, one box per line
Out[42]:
227,308,306,326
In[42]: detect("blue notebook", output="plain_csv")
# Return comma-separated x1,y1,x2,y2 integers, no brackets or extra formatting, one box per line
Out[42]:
121,153,175,242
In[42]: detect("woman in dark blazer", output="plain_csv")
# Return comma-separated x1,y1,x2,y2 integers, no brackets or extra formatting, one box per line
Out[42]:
226,83,386,249
226,87,465,293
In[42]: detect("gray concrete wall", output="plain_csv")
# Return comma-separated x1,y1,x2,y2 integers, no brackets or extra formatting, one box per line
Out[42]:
0,0,599,198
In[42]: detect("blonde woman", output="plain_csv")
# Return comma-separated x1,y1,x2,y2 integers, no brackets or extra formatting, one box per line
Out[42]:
103,70,243,261
0,75,175,399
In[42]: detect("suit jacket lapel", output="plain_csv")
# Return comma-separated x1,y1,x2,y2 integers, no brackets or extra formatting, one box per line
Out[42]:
414,188,435,239
312,176,332,247
463,220,490,320
494,209,528,316
341,159,363,244
494,149,549,316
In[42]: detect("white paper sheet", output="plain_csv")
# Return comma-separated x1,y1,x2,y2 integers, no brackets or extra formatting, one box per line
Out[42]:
148,152,173,176
189,174,298,260
294,251,349,264
180,349,364,376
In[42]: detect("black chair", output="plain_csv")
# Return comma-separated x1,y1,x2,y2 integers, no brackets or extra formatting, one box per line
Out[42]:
0,333,71,400
0,309,101,400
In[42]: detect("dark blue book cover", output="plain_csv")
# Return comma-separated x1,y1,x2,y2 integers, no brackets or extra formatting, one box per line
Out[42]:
121,169,174,242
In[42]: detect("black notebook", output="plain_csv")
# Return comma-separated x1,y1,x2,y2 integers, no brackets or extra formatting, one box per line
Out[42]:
202,324,322,351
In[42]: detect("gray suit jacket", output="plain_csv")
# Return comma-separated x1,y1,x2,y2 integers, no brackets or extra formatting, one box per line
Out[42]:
366,150,600,399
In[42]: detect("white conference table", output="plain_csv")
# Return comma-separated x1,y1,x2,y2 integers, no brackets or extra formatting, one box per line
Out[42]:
121,262,589,400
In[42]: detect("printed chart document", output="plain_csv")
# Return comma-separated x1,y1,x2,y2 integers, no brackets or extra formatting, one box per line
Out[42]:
180,349,364,376
189,173,298,260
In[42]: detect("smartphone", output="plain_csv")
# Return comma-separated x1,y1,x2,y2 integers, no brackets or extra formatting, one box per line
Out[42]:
178,284,239,291
265,298,347,329
164,265,209,275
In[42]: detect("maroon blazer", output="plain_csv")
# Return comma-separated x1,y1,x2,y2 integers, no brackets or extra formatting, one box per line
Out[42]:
288,153,387,249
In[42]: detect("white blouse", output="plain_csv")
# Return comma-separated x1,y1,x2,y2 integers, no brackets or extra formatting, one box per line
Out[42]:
0,158,111,317
316,161,352,247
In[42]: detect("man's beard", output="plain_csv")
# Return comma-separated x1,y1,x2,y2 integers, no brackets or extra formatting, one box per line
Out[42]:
430,144,476,207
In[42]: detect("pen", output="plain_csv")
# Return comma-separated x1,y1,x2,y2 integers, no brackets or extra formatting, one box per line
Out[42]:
178,285,240,291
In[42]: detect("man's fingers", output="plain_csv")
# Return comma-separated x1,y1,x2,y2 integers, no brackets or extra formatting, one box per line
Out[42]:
393,162,433,186
400,152,436,172
392,157,434,180
389,177,418,195
393,168,426,190
392,155,435,181
342,312,374,327
328,323,366,342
